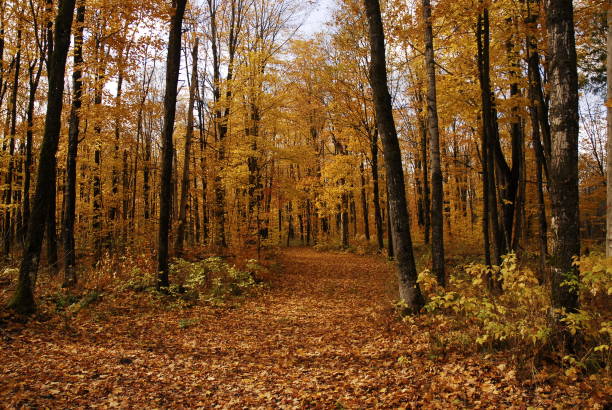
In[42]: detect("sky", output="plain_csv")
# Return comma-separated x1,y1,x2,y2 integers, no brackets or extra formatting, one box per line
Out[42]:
299,0,336,37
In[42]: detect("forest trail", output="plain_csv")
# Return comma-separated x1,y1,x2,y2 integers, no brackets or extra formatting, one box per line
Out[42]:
1,248,592,408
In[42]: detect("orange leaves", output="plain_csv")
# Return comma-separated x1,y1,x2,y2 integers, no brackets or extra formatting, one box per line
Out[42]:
1,248,608,407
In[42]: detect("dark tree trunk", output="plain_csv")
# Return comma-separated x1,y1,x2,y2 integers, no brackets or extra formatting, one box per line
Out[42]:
477,14,492,268
545,0,580,321
606,0,612,256
3,29,20,257
197,96,209,243
341,193,349,248
386,185,394,258
8,0,76,314
192,152,200,244
419,116,430,244
92,50,104,258
359,161,370,241
526,1,548,277
143,129,152,221
175,38,198,253
370,128,384,250
157,0,187,289
62,1,83,288
46,167,58,273
24,30,46,245
422,0,445,286
364,0,424,312
477,9,503,279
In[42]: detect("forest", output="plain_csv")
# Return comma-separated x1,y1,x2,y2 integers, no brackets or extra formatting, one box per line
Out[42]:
0,0,610,406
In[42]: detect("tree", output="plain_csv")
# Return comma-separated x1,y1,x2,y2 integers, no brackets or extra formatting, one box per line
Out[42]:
606,0,611,257
8,0,77,314
157,0,188,289
62,0,85,288
545,0,580,329
175,36,198,253
422,0,445,286
363,0,424,312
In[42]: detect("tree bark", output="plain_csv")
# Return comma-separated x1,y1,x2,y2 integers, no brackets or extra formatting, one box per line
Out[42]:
8,0,76,314
370,128,384,250
157,0,187,289
545,0,580,319
3,28,20,257
175,37,198,253
364,0,424,312
422,0,445,286
359,161,370,241
477,9,503,276
62,0,84,287
606,0,612,257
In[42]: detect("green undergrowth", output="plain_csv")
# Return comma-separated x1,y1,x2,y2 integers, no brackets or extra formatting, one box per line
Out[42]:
415,252,611,378
116,256,267,309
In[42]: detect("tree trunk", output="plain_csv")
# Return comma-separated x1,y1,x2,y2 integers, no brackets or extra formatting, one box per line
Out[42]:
364,0,424,312
545,0,580,320
477,8,503,276
370,128,384,250
422,0,445,286
62,1,83,288
359,161,370,241
46,167,59,273
606,1,612,257
477,14,492,268
8,0,76,314
24,36,46,246
175,37,198,253
157,0,187,289
419,116,431,244
3,29,20,257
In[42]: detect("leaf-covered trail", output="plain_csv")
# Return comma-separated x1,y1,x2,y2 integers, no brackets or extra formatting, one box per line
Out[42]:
0,248,598,408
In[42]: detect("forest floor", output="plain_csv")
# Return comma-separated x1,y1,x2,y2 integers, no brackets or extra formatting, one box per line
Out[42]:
0,248,609,408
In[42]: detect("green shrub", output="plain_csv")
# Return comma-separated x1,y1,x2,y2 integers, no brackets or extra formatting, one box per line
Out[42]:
169,257,263,304
119,267,156,292
418,252,611,374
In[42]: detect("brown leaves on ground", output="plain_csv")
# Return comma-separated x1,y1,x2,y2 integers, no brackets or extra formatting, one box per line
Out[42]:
0,248,609,408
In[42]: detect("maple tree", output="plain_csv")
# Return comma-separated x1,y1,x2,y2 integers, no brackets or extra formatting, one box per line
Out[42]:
0,0,609,405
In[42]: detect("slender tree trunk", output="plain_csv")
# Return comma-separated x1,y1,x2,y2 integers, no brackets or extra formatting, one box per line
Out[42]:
477,15,492,267
526,0,549,274
46,167,58,272
386,185,394,258
62,1,84,288
157,0,187,289
8,0,76,314
477,9,503,276
341,193,349,248
3,29,20,257
545,0,580,321
422,0,445,286
192,152,200,244
419,116,431,244
370,129,384,250
24,60,43,245
175,38,198,253
606,2,612,257
364,0,424,312
143,129,152,221
92,49,104,258
359,161,370,241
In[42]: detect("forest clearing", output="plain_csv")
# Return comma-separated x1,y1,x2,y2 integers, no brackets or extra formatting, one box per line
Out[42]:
0,0,610,406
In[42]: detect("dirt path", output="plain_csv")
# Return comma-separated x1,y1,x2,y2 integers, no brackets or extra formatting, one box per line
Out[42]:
0,248,598,408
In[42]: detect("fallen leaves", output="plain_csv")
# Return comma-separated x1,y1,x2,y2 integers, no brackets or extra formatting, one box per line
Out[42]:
0,248,609,407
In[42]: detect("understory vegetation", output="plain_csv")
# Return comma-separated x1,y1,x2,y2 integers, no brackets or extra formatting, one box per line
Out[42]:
415,253,611,379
